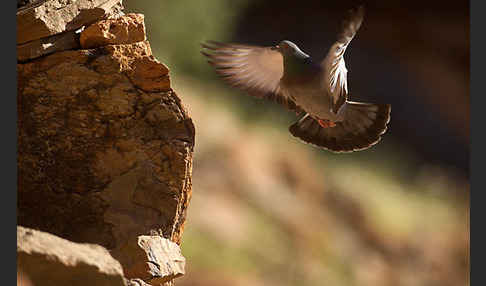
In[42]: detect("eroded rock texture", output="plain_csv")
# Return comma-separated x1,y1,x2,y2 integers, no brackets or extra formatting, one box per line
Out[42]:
18,38,194,246
18,6,194,285
80,13,146,48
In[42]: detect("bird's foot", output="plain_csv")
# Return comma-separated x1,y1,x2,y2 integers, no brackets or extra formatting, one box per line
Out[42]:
317,119,336,128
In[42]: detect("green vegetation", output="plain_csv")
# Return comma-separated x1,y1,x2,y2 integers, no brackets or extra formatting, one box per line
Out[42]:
124,0,248,78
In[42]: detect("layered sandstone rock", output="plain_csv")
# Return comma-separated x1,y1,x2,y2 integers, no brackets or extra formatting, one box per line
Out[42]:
18,226,126,286
17,0,124,44
17,0,124,62
17,2,194,285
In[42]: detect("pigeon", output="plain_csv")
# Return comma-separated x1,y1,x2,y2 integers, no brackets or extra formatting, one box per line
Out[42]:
201,6,391,153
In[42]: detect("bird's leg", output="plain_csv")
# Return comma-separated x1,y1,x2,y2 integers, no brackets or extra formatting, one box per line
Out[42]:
317,119,336,128
336,103,347,118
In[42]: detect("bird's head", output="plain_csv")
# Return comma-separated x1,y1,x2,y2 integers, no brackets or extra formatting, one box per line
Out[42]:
272,40,310,59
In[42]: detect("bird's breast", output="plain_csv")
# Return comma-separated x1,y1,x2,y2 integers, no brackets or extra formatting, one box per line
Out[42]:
281,82,342,121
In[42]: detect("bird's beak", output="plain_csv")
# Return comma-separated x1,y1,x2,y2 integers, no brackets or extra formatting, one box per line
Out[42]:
271,45,280,51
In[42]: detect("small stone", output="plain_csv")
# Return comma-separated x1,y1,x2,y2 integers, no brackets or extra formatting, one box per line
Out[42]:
128,56,171,92
112,235,185,284
80,13,146,49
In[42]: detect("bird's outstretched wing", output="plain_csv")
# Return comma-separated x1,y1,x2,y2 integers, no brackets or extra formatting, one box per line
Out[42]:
201,41,304,113
321,5,365,114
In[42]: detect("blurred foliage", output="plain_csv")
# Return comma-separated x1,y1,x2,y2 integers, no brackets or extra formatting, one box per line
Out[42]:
172,78,469,286
123,1,468,286
123,0,302,125
124,0,248,78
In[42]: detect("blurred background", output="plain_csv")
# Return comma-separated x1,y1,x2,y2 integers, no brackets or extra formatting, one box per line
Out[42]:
124,1,469,285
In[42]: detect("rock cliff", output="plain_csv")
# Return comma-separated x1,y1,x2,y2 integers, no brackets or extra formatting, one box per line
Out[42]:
17,1,194,285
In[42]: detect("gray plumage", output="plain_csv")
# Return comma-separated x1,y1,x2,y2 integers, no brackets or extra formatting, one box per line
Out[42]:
201,6,391,152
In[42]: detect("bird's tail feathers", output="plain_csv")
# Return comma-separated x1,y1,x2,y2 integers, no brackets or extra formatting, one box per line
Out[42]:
289,102,391,152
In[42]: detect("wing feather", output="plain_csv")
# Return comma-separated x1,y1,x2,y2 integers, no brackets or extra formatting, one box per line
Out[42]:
201,41,304,113
321,5,365,113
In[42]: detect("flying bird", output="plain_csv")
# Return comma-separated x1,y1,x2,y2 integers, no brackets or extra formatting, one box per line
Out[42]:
201,6,391,152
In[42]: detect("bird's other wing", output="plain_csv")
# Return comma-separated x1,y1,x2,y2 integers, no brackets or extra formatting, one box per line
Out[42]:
321,5,365,114
201,41,304,114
